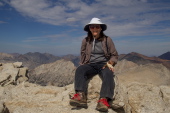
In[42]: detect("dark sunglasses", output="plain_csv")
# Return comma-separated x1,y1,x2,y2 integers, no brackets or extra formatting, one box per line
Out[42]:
89,25,100,29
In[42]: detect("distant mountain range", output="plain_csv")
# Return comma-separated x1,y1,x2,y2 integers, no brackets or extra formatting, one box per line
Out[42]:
0,52,80,69
0,51,170,70
119,52,170,69
158,51,170,60
0,52,58,69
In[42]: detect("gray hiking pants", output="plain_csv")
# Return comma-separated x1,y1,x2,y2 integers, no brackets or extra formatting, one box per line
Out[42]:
74,63,115,99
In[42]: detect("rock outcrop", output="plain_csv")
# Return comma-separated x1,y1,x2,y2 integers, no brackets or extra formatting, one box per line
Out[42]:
0,60,170,113
0,62,29,86
126,83,170,113
0,76,170,113
0,77,120,113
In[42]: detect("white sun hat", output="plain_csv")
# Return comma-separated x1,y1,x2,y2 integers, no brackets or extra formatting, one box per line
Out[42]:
84,17,107,32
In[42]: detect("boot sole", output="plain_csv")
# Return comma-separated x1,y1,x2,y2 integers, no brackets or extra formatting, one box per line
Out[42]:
70,100,87,108
96,107,108,112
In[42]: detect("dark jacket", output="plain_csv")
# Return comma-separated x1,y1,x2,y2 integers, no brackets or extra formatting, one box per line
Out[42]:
80,36,118,66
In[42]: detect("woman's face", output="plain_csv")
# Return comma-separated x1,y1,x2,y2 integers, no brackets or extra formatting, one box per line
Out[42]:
89,24,102,38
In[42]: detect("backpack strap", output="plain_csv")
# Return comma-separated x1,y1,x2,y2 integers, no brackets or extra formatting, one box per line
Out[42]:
105,36,109,53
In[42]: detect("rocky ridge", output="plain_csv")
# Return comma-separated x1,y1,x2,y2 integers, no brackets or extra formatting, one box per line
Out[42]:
115,60,170,86
29,59,76,86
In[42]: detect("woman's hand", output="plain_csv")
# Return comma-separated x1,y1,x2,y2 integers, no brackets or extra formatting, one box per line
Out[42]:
106,62,114,72
102,61,114,72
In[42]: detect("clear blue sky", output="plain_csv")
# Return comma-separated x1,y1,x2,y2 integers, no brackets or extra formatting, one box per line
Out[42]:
0,0,170,56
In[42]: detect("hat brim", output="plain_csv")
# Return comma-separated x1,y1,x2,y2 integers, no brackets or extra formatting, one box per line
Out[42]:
84,24,107,32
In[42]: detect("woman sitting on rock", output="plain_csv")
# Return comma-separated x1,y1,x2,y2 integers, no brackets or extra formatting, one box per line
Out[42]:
70,17,118,112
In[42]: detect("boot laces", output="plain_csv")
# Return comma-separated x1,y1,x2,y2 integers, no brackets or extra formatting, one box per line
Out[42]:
72,93,81,100
98,98,110,107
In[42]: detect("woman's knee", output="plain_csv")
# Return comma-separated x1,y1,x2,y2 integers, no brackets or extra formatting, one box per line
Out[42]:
75,64,90,75
99,69,114,82
76,65,86,73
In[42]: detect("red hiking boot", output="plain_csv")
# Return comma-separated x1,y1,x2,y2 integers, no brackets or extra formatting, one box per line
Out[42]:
96,98,110,112
69,92,87,108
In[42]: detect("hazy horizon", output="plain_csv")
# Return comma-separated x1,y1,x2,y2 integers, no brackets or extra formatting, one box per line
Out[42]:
1,51,169,57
